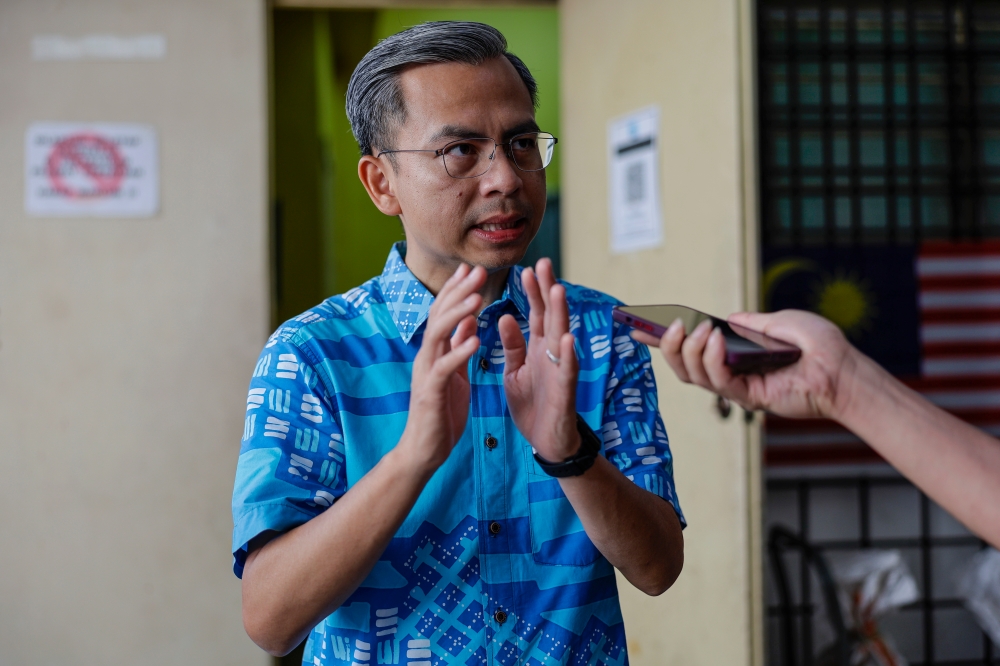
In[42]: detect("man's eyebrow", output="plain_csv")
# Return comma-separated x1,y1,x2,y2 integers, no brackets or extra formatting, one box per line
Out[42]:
429,125,487,143
502,120,541,140
429,120,541,144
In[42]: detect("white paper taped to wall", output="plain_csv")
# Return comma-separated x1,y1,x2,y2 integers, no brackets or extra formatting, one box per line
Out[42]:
607,106,663,254
24,122,159,218
32,34,166,61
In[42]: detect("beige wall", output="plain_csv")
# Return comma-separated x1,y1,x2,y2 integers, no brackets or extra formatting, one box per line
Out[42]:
0,1,270,663
0,0,760,663
561,1,761,664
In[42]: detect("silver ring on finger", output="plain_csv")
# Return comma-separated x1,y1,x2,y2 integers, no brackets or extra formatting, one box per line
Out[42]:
545,349,561,366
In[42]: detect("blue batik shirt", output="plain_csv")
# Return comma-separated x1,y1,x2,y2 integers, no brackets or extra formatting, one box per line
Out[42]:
232,242,685,666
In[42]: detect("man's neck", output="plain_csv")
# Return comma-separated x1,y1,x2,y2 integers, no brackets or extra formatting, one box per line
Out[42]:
402,245,511,314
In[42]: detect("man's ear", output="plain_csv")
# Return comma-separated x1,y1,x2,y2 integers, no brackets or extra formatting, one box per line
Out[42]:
358,155,402,217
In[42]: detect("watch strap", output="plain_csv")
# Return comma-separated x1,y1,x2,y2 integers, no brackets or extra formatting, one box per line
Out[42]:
532,414,602,478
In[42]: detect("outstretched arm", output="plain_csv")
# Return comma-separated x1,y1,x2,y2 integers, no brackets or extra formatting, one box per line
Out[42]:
633,309,1000,549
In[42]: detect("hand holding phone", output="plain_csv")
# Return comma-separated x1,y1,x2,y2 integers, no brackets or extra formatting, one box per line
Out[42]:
612,304,801,374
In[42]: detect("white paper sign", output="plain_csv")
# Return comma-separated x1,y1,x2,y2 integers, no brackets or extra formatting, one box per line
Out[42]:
25,122,159,217
608,106,663,253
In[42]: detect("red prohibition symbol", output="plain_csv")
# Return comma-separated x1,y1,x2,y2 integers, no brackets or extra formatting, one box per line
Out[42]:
46,133,127,199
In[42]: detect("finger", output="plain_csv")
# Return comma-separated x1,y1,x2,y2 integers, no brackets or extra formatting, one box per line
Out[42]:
702,328,734,391
680,320,714,388
433,264,486,315
630,330,662,347
535,258,556,312
660,319,691,383
521,267,545,341
450,314,478,348
703,328,754,406
499,314,527,375
729,309,835,353
726,311,772,332
431,263,471,312
558,332,579,385
429,333,480,388
545,283,570,355
439,262,470,295
424,292,482,348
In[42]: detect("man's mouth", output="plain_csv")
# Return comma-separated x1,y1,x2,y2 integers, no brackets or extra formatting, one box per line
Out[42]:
471,215,528,244
479,219,520,232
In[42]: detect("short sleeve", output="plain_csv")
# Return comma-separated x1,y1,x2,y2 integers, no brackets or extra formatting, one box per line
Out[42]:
599,321,686,527
231,335,347,577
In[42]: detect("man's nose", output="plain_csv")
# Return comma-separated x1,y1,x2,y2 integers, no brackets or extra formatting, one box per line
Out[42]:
479,144,522,196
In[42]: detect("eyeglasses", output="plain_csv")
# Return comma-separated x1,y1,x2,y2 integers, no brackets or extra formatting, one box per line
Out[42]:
377,132,558,179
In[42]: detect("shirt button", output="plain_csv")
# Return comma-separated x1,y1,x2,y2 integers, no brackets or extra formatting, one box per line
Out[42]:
489,521,501,536
485,435,498,450
479,357,489,371
494,609,507,625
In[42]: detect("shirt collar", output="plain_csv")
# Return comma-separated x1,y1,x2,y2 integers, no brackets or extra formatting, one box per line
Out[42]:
377,241,530,344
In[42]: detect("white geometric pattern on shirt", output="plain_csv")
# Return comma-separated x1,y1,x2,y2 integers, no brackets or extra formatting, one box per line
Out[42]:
365,526,624,666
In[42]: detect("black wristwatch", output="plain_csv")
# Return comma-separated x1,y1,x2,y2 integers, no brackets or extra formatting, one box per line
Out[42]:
532,414,602,478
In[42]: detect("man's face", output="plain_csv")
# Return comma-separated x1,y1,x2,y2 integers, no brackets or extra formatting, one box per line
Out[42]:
383,57,546,274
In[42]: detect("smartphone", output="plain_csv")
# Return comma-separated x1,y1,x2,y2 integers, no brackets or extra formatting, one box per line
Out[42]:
612,304,801,375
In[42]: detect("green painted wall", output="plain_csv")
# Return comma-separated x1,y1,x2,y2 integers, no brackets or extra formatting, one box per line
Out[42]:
317,10,405,298
272,11,326,324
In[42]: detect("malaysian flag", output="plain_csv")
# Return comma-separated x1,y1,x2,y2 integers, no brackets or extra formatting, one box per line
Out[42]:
762,241,1000,468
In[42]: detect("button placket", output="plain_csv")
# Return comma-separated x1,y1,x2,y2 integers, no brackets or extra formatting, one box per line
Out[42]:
473,306,520,662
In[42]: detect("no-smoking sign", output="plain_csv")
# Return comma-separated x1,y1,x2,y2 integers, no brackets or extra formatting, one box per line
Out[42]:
25,122,158,217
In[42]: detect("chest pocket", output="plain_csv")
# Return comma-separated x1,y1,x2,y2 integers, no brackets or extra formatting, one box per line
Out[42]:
522,445,602,566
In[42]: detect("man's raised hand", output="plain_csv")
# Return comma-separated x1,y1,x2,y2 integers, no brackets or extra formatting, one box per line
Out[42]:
499,258,581,462
400,263,485,474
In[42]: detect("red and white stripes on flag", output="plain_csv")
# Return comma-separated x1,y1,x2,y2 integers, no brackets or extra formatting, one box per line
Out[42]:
913,241,1000,437
765,240,1000,467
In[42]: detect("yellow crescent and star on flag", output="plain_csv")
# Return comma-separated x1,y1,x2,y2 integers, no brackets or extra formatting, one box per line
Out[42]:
762,257,878,339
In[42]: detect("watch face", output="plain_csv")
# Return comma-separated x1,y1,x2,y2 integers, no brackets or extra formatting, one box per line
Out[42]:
576,415,602,454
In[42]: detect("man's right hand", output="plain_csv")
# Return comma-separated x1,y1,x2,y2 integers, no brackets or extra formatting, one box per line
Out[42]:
631,309,859,421
242,263,486,656
398,263,486,474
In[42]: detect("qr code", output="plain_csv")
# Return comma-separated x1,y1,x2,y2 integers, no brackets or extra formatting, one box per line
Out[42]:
626,162,645,203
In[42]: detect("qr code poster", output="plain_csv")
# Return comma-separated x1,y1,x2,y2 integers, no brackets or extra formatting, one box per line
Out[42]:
607,106,663,254
25,122,158,217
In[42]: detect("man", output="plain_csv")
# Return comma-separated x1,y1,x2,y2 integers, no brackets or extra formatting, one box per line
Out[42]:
634,309,1000,549
233,22,684,664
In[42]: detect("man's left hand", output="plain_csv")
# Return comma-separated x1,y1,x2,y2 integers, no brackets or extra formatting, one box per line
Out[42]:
499,258,581,462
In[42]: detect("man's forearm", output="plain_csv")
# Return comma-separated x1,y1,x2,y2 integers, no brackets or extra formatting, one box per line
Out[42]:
241,443,433,656
559,457,684,595
837,352,1000,548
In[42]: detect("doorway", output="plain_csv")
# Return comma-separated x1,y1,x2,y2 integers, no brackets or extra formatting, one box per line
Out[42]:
269,7,560,663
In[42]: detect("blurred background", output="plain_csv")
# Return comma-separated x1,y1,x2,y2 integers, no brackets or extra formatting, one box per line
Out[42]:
1,1,997,665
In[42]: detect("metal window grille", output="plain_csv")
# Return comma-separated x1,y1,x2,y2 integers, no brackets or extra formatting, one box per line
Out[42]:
766,475,995,666
758,1,1000,246
759,6,999,663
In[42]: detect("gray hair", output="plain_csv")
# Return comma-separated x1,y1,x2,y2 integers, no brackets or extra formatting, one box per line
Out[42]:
346,21,538,156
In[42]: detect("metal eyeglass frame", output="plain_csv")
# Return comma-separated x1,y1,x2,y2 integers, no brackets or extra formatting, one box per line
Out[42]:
376,132,558,179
